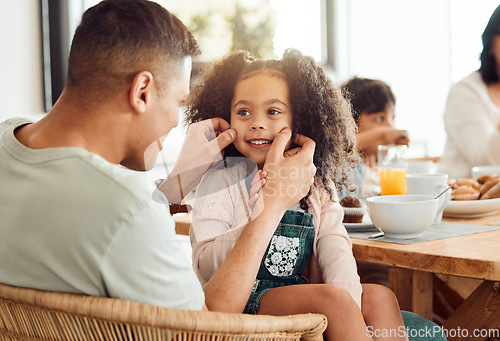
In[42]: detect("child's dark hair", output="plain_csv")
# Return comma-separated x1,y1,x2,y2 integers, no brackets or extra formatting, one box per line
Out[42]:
342,77,396,125
185,48,359,209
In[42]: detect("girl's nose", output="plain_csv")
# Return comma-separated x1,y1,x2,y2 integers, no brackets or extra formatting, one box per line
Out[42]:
250,120,265,130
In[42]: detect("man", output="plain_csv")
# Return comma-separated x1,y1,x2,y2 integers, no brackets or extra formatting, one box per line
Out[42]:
0,0,315,312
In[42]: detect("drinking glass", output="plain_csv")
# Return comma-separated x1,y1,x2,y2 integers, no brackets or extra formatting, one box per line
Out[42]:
378,145,408,195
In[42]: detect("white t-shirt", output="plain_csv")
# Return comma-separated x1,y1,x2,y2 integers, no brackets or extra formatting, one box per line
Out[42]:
438,71,500,178
0,118,204,310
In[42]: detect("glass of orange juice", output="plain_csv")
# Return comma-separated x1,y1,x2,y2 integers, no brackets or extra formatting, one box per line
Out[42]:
377,145,408,195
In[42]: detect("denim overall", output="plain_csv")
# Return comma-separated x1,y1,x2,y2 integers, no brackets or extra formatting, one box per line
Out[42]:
243,209,315,314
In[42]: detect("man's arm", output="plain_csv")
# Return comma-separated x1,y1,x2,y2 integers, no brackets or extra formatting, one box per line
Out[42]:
202,128,316,312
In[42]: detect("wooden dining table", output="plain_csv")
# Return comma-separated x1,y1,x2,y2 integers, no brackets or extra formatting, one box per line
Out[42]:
174,210,500,340
351,211,500,340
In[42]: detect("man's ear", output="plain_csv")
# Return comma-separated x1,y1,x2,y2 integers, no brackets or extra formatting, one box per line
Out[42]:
129,71,154,114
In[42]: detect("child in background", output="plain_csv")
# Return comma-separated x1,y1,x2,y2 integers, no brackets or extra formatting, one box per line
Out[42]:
341,77,410,198
185,49,408,340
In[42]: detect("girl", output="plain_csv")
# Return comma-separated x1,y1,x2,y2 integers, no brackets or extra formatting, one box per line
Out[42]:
185,49,407,341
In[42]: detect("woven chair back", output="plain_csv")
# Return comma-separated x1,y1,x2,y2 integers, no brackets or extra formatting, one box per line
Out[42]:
0,283,326,341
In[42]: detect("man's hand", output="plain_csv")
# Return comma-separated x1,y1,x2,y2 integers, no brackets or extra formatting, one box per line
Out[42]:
175,117,236,171
262,128,316,213
158,118,236,203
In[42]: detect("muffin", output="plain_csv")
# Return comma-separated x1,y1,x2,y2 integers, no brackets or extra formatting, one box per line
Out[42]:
340,196,365,223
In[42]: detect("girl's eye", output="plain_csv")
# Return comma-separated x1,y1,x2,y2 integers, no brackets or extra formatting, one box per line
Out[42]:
268,109,280,115
375,116,384,123
237,109,251,116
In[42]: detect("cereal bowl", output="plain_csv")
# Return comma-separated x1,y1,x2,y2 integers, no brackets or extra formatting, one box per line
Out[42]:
366,195,438,239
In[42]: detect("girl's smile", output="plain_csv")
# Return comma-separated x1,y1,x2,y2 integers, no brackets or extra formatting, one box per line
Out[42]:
246,138,273,148
230,71,293,168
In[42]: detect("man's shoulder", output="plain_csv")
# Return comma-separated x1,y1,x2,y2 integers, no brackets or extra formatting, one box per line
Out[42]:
0,117,32,134
0,117,32,126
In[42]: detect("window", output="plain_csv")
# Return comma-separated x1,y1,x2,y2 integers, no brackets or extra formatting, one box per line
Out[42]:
343,0,500,157
44,0,500,160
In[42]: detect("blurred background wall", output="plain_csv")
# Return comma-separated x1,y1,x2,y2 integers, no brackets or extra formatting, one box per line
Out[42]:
1,0,498,162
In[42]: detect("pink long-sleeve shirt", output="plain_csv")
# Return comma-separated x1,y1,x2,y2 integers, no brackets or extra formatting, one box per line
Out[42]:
189,162,362,308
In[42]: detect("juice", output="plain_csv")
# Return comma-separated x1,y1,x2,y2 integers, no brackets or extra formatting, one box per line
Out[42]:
379,168,407,195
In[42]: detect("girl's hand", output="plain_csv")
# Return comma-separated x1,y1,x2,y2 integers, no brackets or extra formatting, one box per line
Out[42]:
248,170,267,210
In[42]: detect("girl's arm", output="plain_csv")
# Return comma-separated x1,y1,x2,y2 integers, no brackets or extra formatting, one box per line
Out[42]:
312,190,363,308
191,170,266,283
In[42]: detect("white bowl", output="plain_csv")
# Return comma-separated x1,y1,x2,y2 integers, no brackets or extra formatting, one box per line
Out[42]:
471,165,500,179
366,195,438,239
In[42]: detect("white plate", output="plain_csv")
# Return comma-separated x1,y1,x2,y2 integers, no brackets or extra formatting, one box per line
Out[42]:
443,198,500,218
344,215,377,232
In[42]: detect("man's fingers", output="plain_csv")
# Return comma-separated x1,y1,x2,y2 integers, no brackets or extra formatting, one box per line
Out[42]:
284,147,301,157
202,128,236,165
214,128,236,150
267,128,292,160
191,117,231,141
294,133,315,148
210,117,231,132
292,134,315,161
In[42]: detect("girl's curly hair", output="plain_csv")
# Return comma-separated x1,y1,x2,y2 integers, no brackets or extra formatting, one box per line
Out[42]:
185,48,359,210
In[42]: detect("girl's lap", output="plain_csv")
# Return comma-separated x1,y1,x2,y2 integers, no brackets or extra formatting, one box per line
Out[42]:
257,283,356,315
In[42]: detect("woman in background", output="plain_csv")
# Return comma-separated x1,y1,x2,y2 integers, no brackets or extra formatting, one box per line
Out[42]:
439,4,500,178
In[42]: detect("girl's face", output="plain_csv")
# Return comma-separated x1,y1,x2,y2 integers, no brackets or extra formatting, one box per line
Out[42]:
230,72,293,168
357,104,395,133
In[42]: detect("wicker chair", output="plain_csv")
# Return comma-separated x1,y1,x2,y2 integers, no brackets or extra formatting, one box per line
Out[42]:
0,283,327,341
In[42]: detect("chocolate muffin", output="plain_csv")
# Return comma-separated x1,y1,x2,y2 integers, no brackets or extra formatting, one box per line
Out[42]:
340,196,365,223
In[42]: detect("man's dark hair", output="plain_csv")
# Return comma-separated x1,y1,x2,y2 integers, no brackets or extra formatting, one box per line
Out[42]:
67,0,200,99
480,4,500,84
341,77,396,125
